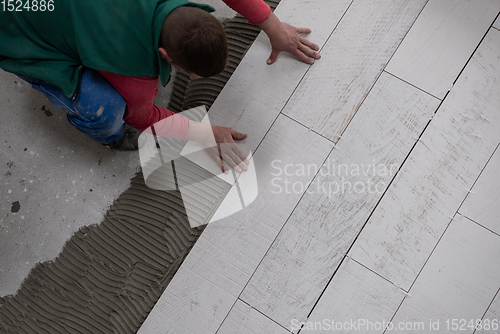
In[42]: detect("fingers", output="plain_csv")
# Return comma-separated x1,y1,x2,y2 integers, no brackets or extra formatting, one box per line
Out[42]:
299,36,320,53
220,143,249,173
220,158,228,174
229,128,248,141
228,128,249,171
295,27,312,35
293,48,315,65
298,43,320,63
267,50,280,65
206,145,228,174
291,26,321,63
208,126,251,173
221,153,244,173
295,27,320,56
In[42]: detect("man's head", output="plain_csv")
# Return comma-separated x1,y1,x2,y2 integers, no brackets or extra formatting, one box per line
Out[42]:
159,6,228,78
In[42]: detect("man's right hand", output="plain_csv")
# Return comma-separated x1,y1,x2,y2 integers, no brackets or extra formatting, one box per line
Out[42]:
185,120,249,174
205,125,249,174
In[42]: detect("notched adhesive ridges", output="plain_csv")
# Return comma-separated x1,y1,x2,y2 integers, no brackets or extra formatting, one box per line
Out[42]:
0,172,230,334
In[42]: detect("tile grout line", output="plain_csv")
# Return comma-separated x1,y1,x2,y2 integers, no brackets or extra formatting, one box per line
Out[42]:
455,142,500,220
491,9,499,31
279,113,336,143
348,257,412,294
238,298,294,333
378,0,430,76
460,214,500,239
450,18,499,88
472,287,500,334
383,70,441,101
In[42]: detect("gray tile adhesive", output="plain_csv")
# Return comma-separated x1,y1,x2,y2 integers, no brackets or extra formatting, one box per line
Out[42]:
0,1,280,333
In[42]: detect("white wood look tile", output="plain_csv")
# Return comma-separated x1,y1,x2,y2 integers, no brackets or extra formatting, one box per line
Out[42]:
459,146,500,235
138,115,332,334
217,300,291,334
209,0,353,132
240,72,439,328
295,259,406,334
349,28,500,291
390,217,500,334
385,0,500,99
225,0,353,109
475,291,500,334
138,267,235,334
207,84,276,151
282,0,427,141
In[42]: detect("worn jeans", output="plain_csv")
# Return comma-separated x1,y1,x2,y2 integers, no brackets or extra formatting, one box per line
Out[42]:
17,69,126,144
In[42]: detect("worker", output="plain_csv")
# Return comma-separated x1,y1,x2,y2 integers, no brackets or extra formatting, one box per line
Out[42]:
0,0,320,172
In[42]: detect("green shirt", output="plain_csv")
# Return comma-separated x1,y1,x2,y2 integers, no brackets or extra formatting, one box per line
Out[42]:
0,0,214,98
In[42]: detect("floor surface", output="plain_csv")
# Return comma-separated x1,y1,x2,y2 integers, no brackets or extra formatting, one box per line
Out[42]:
139,0,500,333
1,0,499,333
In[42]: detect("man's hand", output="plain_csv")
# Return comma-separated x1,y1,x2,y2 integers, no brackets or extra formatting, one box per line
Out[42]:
185,120,249,174
258,12,321,65
203,126,249,174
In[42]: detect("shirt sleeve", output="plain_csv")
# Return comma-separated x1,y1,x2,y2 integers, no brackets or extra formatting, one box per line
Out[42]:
96,70,190,139
222,0,271,25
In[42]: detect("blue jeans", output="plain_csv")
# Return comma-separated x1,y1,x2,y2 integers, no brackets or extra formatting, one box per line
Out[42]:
17,69,126,144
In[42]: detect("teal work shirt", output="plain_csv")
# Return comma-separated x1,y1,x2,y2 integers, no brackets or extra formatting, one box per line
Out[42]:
0,0,214,98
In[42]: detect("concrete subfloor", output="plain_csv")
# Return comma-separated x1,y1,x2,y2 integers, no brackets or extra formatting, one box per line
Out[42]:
0,0,235,297
0,69,141,296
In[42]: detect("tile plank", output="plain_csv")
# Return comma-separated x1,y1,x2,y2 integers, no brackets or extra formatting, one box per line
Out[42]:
390,217,500,334
349,28,500,290
240,72,439,328
385,0,500,99
459,145,500,235
282,0,428,141
138,115,332,334
295,259,406,334
217,300,291,334
207,0,353,143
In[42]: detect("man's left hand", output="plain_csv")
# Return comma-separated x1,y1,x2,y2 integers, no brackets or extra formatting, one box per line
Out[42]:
259,12,321,65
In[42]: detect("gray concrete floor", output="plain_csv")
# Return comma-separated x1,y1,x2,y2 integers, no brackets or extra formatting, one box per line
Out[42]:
0,70,140,296
0,1,235,297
